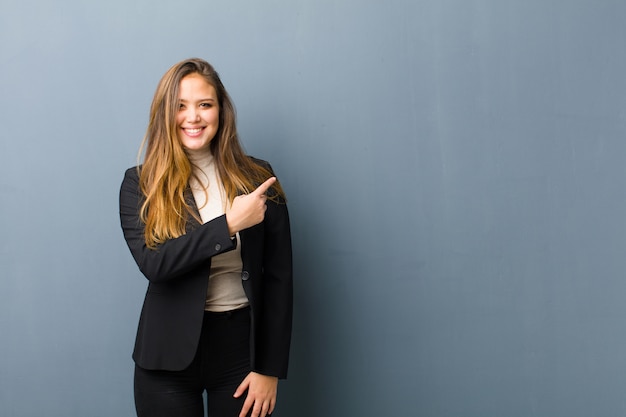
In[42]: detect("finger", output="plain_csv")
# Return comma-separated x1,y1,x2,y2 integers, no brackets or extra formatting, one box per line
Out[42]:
233,377,250,399
239,398,254,417
251,177,276,196
261,400,271,417
252,402,263,417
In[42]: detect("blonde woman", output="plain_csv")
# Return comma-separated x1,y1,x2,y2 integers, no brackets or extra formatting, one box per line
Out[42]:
119,58,293,417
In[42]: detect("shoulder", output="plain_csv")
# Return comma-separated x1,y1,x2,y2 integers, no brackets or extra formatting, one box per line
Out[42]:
122,165,141,181
248,156,272,171
120,166,142,194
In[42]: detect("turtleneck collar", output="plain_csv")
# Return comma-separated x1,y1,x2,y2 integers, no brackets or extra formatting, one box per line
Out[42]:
185,147,214,172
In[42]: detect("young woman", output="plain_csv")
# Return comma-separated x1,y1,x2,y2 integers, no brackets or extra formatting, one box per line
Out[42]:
119,58,293,417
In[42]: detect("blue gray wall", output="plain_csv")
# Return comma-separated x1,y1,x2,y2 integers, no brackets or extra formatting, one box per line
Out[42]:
1,1,625,416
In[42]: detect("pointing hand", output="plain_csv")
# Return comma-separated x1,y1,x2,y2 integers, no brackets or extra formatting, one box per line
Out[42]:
226,177,276,235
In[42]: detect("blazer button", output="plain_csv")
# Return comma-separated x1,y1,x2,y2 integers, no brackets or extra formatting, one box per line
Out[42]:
241,271,250,281
214,243,221,251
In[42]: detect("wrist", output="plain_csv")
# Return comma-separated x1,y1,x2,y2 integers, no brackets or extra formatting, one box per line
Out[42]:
225,213,238,236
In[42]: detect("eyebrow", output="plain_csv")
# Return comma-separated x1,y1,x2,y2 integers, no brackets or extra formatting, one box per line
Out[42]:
179,98,216,103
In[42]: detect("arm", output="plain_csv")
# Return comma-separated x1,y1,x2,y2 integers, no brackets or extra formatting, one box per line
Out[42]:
119,168,278,283
235,190,293,417
248,161,294,378
258,196,294,377
119,167,235,283
235,187,292,417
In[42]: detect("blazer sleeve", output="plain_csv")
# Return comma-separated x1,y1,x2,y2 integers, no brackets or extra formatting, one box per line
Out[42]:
119,167,236,283
254,161,294,378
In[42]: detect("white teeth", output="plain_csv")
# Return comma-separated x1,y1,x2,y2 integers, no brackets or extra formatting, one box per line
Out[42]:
185,128,202,134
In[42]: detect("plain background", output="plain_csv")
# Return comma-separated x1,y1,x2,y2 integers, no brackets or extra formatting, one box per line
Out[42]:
1,1,626,416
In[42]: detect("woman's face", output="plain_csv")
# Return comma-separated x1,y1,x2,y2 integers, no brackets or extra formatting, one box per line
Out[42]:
176,73,220,152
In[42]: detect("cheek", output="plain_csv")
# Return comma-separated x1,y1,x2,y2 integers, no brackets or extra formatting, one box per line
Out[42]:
210,110,220,125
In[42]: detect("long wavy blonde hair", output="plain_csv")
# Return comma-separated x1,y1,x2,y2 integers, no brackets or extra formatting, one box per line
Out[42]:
138,58,285,248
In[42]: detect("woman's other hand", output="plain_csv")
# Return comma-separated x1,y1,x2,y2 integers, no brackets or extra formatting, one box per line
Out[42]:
234,371,278,417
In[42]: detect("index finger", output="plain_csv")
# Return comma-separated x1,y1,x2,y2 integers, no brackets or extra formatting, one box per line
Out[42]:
251,177,276,196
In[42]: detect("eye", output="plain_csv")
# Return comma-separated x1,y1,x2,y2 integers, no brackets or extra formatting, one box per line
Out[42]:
200,102,213,108
178,103,186,110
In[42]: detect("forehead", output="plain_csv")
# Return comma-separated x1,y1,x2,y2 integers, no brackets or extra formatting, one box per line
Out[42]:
178,73,217,99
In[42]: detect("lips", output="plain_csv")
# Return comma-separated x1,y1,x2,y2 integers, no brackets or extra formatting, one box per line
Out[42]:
182,127,204,137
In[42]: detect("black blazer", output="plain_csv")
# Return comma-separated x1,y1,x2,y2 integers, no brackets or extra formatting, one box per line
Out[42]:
119,159,293,378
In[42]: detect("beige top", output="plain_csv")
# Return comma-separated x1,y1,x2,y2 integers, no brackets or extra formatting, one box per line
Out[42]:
186,148,249,312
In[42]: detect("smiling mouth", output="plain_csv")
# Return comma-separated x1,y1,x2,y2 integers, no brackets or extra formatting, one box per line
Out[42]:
183,127,204,136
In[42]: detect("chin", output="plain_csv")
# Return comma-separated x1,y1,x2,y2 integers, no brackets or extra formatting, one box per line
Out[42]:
183,140,212,151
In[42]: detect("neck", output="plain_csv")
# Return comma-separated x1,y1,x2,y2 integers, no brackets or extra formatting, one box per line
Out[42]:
185,147,213,169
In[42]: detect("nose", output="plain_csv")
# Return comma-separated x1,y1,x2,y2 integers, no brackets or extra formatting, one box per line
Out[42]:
186,107,200,123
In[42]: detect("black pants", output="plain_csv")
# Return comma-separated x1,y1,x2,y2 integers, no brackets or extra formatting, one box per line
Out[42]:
134,307,252,417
